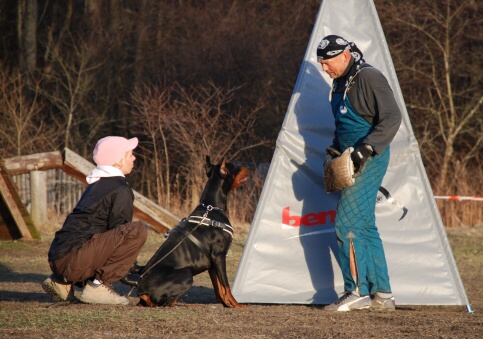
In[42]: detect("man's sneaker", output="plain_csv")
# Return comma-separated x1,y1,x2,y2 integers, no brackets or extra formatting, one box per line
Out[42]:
371,294,396,311
42,274,75,302
324,291,371,312
80,281,129,305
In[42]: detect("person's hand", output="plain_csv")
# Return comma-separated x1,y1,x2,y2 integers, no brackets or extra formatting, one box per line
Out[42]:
326,146,341,160
351,144,373,175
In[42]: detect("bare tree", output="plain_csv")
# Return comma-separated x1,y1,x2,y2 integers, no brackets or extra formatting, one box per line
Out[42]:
131,81,270,214
0,66,58,157
131,84,173,206
377,0,482,195
169,82,269,210
40,37,107,151
42,1,73,76
17,0,37,73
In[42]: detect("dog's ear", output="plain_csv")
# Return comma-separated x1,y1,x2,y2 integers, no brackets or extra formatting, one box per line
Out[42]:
219,158,228,178
205,156,213,177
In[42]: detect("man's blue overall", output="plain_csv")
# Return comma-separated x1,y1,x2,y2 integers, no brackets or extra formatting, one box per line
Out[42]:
330,90,392,296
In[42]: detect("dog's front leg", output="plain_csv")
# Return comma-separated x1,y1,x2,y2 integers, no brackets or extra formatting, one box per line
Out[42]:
208,262,245,308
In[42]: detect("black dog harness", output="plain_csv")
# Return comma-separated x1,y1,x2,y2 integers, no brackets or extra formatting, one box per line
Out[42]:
124,204,234,297
167,204,234,260
138,204,233,279
187,216,234,237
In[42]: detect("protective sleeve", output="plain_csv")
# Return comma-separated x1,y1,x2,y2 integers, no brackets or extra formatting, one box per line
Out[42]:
347,67,402,154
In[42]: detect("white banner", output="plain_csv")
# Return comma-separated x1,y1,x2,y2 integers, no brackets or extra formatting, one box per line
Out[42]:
232,0,469,306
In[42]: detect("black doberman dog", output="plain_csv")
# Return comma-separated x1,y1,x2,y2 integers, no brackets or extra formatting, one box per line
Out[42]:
123,156,249,308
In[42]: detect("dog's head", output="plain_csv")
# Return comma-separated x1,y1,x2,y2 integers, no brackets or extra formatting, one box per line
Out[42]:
205,155,250,191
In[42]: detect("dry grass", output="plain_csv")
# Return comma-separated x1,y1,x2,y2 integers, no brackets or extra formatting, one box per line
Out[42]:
0,224,481,338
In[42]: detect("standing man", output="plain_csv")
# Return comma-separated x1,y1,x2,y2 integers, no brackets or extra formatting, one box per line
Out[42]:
316,35,401,311
42,136,148,305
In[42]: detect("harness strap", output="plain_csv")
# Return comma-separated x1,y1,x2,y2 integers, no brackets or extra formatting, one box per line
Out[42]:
187,216,234,237
175,224,215,261
139,218,195,278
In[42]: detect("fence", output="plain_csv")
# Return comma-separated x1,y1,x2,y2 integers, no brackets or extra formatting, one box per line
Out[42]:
12,169,86,217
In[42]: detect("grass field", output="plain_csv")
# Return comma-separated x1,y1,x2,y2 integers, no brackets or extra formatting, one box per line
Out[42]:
0,225,481,338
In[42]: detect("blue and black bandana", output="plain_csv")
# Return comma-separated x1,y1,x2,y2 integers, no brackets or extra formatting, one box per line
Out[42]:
316,35,364,64
317,35,371,98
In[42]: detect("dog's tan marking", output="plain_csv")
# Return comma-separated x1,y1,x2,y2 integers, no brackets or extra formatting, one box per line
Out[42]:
231,167,250,190
139,294,156,307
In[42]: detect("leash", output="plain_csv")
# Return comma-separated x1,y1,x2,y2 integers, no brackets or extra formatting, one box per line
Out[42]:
140,217,206,278
125,204,226,296
124,217,202,297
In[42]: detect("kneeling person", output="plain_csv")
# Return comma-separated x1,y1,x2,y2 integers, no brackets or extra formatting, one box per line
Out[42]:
42,136,148,305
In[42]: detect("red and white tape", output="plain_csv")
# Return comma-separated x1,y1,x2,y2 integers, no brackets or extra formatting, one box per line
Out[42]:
434,196,483,201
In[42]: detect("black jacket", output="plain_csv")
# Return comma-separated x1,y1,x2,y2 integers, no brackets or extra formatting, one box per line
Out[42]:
48,177,134,262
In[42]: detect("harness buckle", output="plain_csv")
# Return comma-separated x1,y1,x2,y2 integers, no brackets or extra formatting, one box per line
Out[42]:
203,204,213,218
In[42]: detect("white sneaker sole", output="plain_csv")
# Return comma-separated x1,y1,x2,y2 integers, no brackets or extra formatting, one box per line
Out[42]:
79,295,129,305
325,296,371,312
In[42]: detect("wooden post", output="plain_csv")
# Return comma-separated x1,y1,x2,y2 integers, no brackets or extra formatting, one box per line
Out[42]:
30,170,48,228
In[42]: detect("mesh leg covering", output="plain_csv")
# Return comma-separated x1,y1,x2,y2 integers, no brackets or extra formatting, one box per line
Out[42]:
334,148,391,295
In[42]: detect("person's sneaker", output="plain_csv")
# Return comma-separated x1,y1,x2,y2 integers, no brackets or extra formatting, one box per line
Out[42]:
371,294,396,311
324,291,371,312
80,281,129,305
42,274,75,302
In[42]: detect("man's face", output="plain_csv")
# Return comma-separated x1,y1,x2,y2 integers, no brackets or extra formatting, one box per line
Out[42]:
317,50,351,79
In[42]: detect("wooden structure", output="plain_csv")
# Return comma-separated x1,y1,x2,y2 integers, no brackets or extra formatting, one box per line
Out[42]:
0,162,39,240
3,151,63,231
2,151,63,175
0,149,179,240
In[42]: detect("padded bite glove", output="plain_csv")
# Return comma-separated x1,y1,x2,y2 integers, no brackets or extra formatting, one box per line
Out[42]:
351,144,373,175
326,146,341,160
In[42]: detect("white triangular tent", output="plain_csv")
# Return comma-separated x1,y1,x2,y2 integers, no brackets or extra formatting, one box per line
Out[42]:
232,0,470,309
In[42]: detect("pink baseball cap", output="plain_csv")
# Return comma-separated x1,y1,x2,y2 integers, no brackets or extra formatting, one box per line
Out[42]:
93,136,138,166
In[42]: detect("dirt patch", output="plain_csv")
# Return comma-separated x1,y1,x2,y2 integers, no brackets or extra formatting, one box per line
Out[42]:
0,225,481,338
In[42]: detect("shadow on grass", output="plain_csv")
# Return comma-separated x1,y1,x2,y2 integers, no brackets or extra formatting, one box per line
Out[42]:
114,281,218,305
0,262,219,305
0,263,47,284
0,290,51,302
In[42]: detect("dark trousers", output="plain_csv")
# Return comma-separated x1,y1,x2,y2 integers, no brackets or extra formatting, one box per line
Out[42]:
49,221,148,284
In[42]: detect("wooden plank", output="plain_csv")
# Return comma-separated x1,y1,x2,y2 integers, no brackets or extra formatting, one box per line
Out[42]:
0,162,40,240
2,151,63,175
62,148,179,233
131,191,178,233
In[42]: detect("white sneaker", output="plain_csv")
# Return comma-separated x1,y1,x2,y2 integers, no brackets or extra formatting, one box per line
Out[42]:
42,275,75,302
324,291,371,312
371,294,396,311
80,281,129,305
